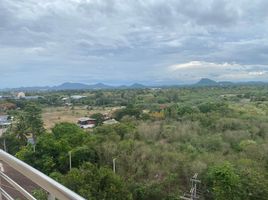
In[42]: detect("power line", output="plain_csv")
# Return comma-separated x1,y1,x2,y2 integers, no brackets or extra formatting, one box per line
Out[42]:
180,173,201,200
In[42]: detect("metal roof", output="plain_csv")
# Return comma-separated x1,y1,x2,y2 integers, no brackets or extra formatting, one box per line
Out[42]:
0,115,11,126
78,117,96,122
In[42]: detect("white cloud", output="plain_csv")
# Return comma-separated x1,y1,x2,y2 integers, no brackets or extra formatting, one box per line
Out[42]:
169,61,241,71
168,61,268,82
248,71,267,76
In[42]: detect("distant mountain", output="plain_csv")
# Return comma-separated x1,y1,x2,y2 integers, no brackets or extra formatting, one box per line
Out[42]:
194,78,268,87
195,78,218,86
1,80,267,92
88,83,113,89
49,82,114,90
1,82,138,91
218,81,234,86
53,82,90,90
117,85,129,89
236,81,265,85
129,83,147,89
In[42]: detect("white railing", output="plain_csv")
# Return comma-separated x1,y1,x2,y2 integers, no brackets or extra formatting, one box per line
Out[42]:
0,149,86,200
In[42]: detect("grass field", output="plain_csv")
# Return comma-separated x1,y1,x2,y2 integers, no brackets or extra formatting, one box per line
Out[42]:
42,106,120,130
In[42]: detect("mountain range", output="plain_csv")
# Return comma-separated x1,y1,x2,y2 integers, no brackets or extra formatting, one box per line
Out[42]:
1,79,267,91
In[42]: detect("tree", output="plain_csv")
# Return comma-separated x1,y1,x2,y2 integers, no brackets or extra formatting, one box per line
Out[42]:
13,114,28,144
206,162,242,200
239,168,268,200
90,113,104,126
61,163,133,200
71,146,99,167
114,105,141,121
0,133,22,155
32,189,47,200
24,103,44,143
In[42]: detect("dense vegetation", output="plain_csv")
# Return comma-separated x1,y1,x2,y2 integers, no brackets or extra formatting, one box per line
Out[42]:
1,85,268,199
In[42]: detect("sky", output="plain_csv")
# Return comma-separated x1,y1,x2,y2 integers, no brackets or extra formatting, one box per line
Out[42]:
0,0,268,88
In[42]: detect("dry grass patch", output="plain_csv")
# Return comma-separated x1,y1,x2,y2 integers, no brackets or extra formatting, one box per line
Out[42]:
42,106,120,130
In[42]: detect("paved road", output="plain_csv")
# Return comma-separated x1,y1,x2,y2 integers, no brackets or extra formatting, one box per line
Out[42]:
0,160,41,199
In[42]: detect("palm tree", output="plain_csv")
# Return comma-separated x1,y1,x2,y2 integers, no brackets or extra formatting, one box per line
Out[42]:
13,114,28,144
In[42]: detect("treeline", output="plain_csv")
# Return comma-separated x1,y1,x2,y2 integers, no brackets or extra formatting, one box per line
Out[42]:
2,85,268,108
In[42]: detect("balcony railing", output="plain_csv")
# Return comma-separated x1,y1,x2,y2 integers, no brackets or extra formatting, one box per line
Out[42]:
0,149,86,200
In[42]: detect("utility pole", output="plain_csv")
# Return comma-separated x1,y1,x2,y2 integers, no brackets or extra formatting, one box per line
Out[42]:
180,173,201,200
69,151,72,171
113,158,117,173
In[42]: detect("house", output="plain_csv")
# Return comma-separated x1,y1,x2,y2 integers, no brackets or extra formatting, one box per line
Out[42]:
77,117,96,129
71,95,86,100
24,96,41,100
0,115,12,128
62,97,70,101
103,119,119,125
0,95,12,99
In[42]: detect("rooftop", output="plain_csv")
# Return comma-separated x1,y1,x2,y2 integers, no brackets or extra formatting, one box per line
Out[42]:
0,115,11,126
78,117,96,122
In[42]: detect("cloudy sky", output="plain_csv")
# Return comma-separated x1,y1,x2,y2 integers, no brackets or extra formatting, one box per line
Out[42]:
0,0,268,87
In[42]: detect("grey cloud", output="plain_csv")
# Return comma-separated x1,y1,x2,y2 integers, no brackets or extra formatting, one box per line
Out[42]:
0,0,268,87
174,0,240,27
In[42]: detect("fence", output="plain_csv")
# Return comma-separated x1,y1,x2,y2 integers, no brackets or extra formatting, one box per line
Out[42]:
0,149,86,200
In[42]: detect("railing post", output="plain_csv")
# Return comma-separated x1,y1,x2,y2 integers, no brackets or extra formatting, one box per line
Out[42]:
0,161,3,200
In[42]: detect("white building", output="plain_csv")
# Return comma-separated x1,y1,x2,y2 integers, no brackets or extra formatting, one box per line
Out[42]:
17,92,26,99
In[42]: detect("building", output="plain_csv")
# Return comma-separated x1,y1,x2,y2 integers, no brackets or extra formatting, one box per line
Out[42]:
0,95,12,99
62,97,70,101
17,92,26,99
24,96,41,100
77,117,96,129
0,115,12,127
103,119,119,125
71,95,86,100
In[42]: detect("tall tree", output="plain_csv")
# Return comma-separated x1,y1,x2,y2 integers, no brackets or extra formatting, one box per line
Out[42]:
13,114,28,144
24,103,44,143
206,162,242,200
